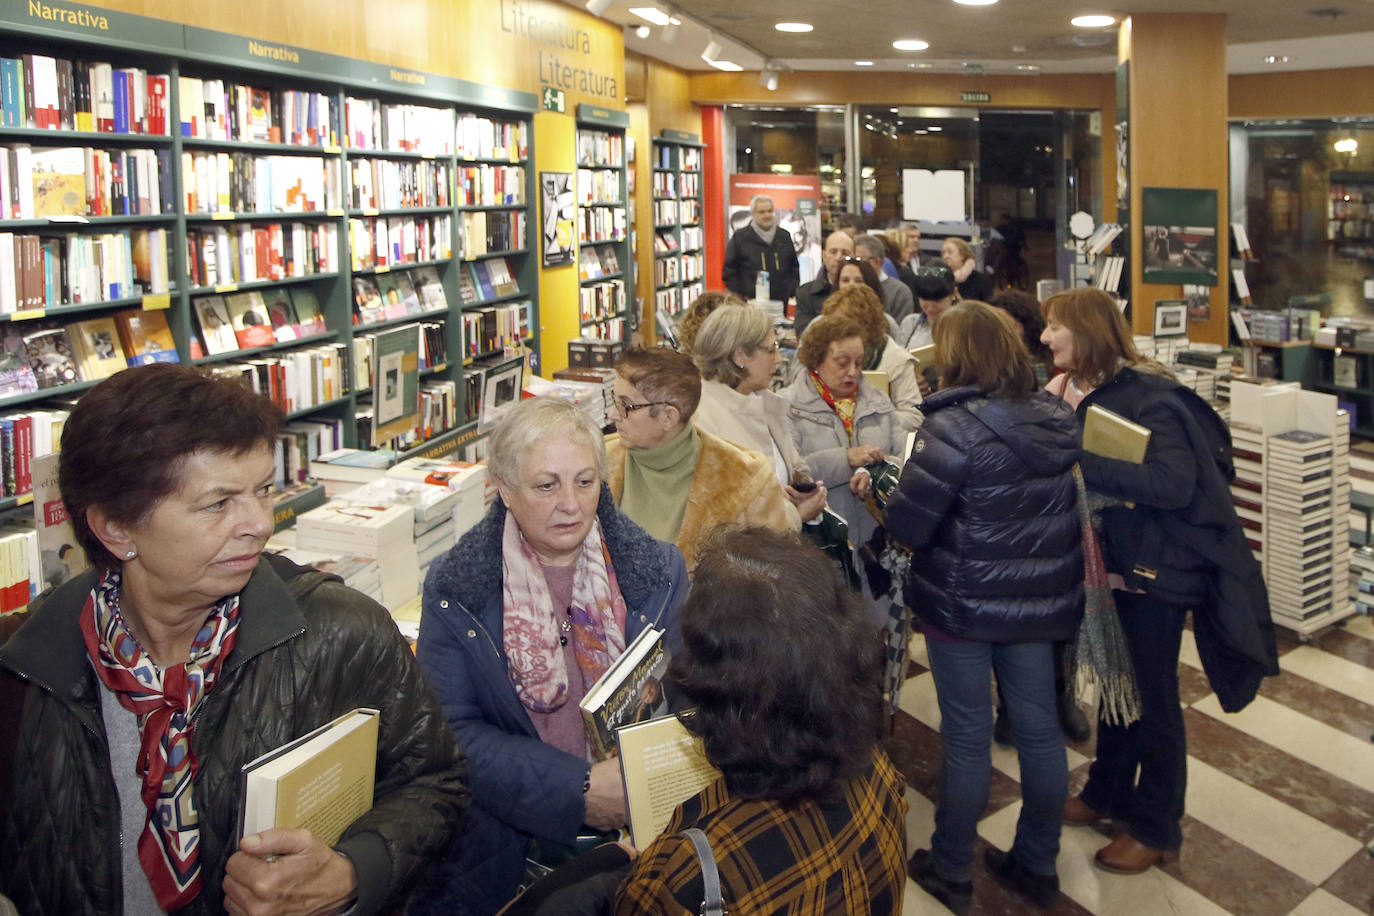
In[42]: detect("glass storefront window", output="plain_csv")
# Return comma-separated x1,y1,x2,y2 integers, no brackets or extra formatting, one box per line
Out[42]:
1233,118,1374,317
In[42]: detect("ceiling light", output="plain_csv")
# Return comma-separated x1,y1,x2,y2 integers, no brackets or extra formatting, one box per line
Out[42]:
1016,64,1041,71
702,35,722,60
893,39,929,51
953,0,999,4
634,24,651,38
710,59,744,71
929,126,943,131
629,7,672,25
1263,54,1294,64
1335,138,1358,153
890,107,899,113
1071,14,1117,27
855,60,875,66
775,22,813,32
585,0,612,15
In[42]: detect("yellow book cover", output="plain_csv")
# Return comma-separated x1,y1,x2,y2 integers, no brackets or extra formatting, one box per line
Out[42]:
68,316,127,380
1082,404,1151,463
30,147,87,217
617,713,721,849
908,343,937,368
240,708,379,846
862,369,890,396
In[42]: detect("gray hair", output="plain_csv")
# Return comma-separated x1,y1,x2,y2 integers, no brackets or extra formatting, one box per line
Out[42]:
749,195,774,211
852,234,885,260
487,396,608,488
691,305,774,388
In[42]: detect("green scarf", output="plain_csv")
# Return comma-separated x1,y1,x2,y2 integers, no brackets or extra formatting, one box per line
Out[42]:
620,424,701,543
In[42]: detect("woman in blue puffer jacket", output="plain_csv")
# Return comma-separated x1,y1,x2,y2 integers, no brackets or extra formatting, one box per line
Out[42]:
885,300,1082,913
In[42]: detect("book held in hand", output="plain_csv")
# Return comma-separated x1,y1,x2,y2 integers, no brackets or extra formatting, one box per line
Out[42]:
617,713,721,848
579,625,669,758
1082,404,1151,463
239,707,379,846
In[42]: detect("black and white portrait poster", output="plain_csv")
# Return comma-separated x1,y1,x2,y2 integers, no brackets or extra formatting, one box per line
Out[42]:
541,171,576,268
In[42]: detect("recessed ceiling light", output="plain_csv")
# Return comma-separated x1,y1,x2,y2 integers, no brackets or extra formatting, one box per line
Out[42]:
928,126,943,131
1263,54,1294,64
855,60,875,66
1016,64,1041,71
953,0,999,5
775,22,813,32
1071,14,1117,27
709,59,744,71
893,39,929,51
629,7,675,25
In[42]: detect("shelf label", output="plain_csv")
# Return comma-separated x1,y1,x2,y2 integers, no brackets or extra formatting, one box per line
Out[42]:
324,145,342,155
211,211,235,220
363,209,380,217
327,208,345,217
11,308,45,321
15,492,32,507
141,293,171,311
374,265,390,274
214,283,238,293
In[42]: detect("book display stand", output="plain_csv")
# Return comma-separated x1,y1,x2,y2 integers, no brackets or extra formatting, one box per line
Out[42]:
0,0,539,518
650,130,703,320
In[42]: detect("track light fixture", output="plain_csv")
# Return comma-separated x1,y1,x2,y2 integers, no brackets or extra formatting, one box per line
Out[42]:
702,34,722,61
661,12,679,43
759,64,779,91
585,0,612,17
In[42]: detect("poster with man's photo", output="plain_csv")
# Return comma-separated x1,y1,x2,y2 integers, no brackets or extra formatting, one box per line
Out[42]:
1141,187,1219,286
728,174,822,281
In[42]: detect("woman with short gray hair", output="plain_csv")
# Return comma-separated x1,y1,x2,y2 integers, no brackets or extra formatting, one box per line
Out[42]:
691,305,827,523
416,395,690,914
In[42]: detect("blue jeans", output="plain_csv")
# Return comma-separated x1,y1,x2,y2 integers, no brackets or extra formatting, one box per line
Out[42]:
1080,590,1188,850
926,637,1067,882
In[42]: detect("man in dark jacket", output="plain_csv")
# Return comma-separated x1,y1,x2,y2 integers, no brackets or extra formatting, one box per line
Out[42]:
0,554,469,916
722,195,800,304
794,230,854,337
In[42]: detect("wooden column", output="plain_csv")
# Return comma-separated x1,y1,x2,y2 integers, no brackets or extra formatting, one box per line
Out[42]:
1121,14,1230,344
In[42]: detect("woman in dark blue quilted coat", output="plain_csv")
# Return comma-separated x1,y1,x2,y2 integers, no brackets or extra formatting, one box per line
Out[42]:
885,301,1082,913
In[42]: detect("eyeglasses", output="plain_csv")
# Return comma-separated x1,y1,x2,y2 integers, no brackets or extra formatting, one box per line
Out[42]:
613,395,670,415
915,265,953,278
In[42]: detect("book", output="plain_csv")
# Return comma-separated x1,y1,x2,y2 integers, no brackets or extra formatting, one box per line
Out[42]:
67,316,127,380
1333,354,1359,389
22,327,78,389
194,294,239,355
1082,404,1151,463
370,325,419,445
0,326,38,397
376,272,409,320
239,707,379,845
30,146,86,216
617,713,720,849
31,451,87,591
225,291,277,348
263,290,299,342
290,286,328,337
862,369,890,396
908,343,937,368
580,625,670,758
352,275,385,325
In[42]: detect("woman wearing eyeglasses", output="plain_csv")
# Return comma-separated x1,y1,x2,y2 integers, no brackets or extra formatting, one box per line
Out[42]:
690,304,827,525
415,396,690,915
605,346,796,568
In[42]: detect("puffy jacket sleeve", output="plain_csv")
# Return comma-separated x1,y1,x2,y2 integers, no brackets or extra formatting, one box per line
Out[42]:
1079,395,1196,511
305,585,471,915
415,598,590,850
883,418,969,551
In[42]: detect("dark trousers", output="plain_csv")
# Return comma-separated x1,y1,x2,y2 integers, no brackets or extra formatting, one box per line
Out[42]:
1079,590,1188,850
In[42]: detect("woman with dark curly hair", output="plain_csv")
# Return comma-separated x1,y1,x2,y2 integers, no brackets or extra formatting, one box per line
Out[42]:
617,526,907,914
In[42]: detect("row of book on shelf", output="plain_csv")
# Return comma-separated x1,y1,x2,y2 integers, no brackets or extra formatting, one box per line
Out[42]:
578,207,625,245
0,309,177,397
459,210,525,257
577,168,620,204
0,226,169,312
1,53,531,161
2,144,169,218
181,150,342,214
455,256,520,305
578,246,621,281
348,158,450,210
459,302,528,358
187,220,338,288
577,130,624,168
652,227,704,252
347,215,452,270
650,172,699,197
580,280,624,322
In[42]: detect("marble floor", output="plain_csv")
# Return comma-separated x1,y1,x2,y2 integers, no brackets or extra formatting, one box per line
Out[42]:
884,612,1374,915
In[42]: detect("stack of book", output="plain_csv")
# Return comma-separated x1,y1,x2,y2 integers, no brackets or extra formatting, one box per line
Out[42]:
264,537,383,604
1265,428,1339,622
295,500,419,610
387,456,490,537
308,447,395,496
344,476,459,579
529,370,615,431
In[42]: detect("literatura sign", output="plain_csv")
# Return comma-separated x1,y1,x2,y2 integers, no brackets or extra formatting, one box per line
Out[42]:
501,0,619,101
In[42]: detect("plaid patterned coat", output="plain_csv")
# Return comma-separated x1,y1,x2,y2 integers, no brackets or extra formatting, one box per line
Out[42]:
614,750,907,915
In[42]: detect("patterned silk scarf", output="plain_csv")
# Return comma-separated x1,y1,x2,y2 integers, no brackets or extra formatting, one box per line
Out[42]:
810,370,857,442
79,570,241,911
501,513,628,713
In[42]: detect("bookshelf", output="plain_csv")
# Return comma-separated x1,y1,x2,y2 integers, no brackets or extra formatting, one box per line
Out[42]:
650,130,704,322
0,0,539,515
575,105,630,349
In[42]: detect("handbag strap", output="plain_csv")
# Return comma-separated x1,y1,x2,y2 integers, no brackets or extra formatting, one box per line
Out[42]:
681,827,725,916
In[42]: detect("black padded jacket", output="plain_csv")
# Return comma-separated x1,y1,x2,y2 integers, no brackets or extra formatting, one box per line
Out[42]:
885,385,1084,643
0,554,469,916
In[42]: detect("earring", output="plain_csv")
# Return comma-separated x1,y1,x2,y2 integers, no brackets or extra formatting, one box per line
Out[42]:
124,549,137,560
734,364,745,370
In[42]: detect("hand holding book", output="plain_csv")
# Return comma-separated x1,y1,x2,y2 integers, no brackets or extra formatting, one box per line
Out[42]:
223,828,358,915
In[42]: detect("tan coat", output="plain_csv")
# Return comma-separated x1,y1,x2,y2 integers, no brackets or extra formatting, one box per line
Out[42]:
606,428,797,567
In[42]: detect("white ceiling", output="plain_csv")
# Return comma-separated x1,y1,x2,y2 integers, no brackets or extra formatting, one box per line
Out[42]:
569,0,1374,78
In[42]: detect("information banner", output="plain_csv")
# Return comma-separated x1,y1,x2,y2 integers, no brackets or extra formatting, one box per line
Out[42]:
727,174,822,282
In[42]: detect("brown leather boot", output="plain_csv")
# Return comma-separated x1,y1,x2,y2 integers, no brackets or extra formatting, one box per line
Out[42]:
1093,834,1170,874
1062,796,1107,827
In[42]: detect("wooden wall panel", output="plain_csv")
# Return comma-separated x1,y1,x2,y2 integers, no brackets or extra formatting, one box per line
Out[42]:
1230,68,1374,120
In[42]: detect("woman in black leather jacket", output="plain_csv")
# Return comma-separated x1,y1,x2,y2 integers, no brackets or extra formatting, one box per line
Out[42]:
885,301,1082,912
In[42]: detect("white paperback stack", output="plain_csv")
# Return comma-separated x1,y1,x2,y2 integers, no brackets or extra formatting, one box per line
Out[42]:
345,476,459,580
1229,381,1354,636
295,501,419,610
387,457,491,538
524,373,613,431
